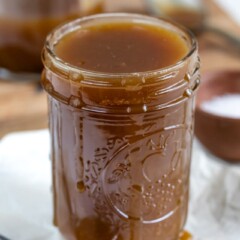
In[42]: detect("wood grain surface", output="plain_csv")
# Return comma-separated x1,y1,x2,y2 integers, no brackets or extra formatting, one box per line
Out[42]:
0,0,239,138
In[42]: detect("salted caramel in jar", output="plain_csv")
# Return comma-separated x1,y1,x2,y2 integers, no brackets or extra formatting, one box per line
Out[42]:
0,0,102,79
42,13,199,240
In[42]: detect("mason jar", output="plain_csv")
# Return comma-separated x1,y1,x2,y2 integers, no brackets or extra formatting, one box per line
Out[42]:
42,13,199,240
0,0,103,81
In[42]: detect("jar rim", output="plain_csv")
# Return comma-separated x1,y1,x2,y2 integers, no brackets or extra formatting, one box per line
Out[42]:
43,12,197,81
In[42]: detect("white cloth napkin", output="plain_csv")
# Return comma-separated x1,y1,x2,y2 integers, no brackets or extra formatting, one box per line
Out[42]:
0,130,63,240
187,140,240,240
0,130,240,240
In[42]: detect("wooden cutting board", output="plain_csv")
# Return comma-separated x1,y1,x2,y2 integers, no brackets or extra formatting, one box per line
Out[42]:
0,0,239,138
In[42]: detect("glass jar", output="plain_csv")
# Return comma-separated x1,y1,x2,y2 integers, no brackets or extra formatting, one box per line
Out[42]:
0,0,103,81
42,13,199,240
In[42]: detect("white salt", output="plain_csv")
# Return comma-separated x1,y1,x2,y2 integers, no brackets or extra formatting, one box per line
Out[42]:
201,94,240,118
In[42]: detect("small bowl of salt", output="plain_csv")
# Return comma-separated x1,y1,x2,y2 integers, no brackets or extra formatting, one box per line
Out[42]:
195,71,240,162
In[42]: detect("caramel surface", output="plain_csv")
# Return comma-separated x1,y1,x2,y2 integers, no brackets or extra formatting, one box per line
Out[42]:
55,22,188,73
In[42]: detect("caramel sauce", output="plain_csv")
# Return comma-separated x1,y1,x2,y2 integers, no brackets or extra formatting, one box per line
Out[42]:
179,231,193,240
55,22,188,73
0,1,103,73
0,14,78,72
42,18,198,240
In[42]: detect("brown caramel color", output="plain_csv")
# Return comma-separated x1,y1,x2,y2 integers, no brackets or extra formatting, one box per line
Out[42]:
43,17,198,240
55,22,188,73
179,230,193,240
0,1,103,73
0,15,78,72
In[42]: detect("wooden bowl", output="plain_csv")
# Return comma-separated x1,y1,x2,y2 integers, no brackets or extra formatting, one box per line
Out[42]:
195,71,240,162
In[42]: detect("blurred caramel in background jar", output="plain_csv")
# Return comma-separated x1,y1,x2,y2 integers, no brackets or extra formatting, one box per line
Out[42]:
0,0,103,79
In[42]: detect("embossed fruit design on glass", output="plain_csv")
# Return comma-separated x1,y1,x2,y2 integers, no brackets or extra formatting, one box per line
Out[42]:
42,13,200,240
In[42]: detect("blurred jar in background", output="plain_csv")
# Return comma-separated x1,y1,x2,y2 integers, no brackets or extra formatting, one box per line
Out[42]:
0,0,103,80
146,0,205,31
